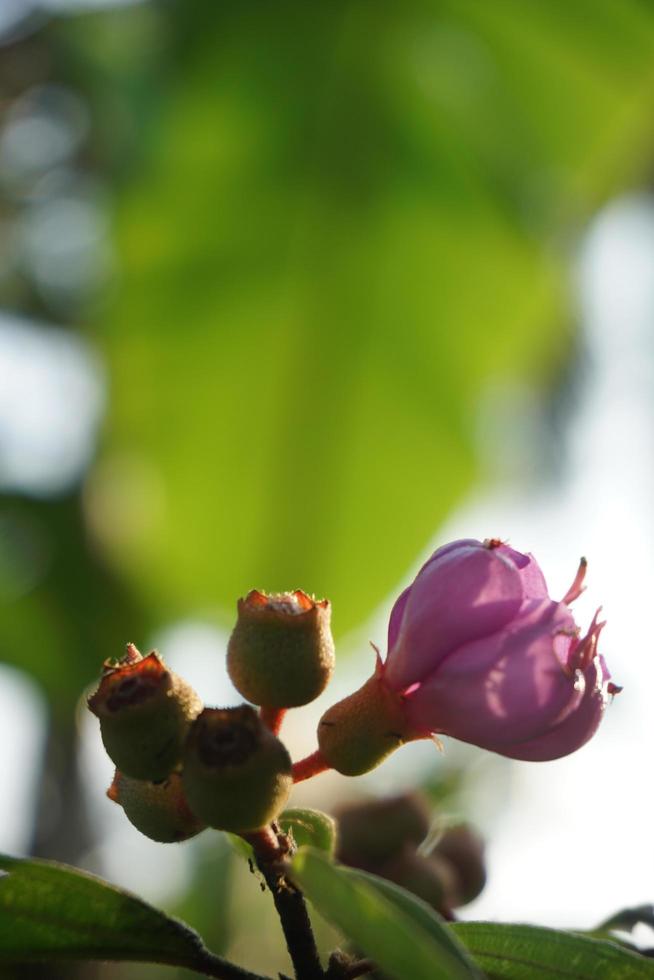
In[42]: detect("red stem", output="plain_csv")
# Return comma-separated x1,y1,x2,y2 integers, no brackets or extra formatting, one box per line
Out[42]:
259,705,287,736
241,825,284,862
292,749,331,783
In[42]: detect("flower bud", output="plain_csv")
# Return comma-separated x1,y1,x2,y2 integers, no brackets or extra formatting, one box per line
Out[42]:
317,539,614,774
107,770,206,843
333,795,485,914
386,540,613,760
335,793,431,866
379,846,455,913
227,590,335,708
88,645,202,781
432,824,486,906
182,705,293,832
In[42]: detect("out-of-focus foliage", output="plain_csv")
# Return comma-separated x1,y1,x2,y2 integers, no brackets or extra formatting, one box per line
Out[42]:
293,851,654,980
1,0,654,706
0,495,144,715
0,852,233,975
279,808,337,855
451,922,654,979
0,0,653,837
71,0,654,635
292,846,480,980
0,8,652,974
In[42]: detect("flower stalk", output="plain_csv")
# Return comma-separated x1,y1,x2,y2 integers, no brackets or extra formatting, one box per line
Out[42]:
259,705,287,736
291,750,331,784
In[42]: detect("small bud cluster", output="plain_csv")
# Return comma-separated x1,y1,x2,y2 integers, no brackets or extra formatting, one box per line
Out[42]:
335,793,486,915
88,590,334,842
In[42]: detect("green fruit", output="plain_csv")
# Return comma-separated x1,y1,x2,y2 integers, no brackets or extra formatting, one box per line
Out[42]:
336,793,431,864
88,646,202,781
108,770,205,843
434,824,487,905
380,847,452,912
182,705,293,832
227,590,335,707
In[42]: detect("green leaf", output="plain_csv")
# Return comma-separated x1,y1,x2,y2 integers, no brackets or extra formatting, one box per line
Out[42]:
224,832,255,863
582,905,654,949
0,853,252,978
226,810,335,866
291,847,479,980
280,808,337,855
597,904,654,934
78,0,654,636
346,866,482,973
452,921,654,979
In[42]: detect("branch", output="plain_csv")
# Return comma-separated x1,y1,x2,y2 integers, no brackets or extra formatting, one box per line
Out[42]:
325,951,375,979
245,826,325,980
190,947,273,980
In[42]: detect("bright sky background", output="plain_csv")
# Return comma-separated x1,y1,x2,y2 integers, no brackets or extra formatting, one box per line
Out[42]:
454,194,654,927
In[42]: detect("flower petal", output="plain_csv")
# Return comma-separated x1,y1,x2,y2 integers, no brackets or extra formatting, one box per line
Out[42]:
403,600,584,746
418,538,482,571
496,545,549,600
487,657,610,761
386,540,481,663
385,542,524,691
387,585,411,653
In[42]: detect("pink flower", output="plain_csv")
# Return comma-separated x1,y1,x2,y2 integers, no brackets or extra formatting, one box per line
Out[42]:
313,537,616,777
383,538,613,761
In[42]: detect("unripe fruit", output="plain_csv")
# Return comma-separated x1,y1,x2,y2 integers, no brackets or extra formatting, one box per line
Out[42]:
227,590,335,708
433,824,487,905
336,793,431,865
379,846,454,912
107,770,206,843
88,645,202,781
182,705,293,832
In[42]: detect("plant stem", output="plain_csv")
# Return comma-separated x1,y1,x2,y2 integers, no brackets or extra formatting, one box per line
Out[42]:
325,952,375,979
342,960,374,978
245,826,325,980
291,750,331,783
259,705,287,736
191,948,273,980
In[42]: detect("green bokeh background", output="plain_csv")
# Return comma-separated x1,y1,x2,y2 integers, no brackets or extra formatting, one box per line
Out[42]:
2,0,654,976
5,0,654,697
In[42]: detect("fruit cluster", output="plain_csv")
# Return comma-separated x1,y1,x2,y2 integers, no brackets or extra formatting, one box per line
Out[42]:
335,793,486,915
88,590,334,841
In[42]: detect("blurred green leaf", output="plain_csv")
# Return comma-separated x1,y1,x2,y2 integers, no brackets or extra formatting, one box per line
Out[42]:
79,0,654,634
226,809,336,860
0,493,147,714
330,863,483,975
291,846,479,979
171,838,236,960
452,921,654,979
583,905,654,949
597,904,654,934
224,833,254,862
280,808,337,855
0,853,251,978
